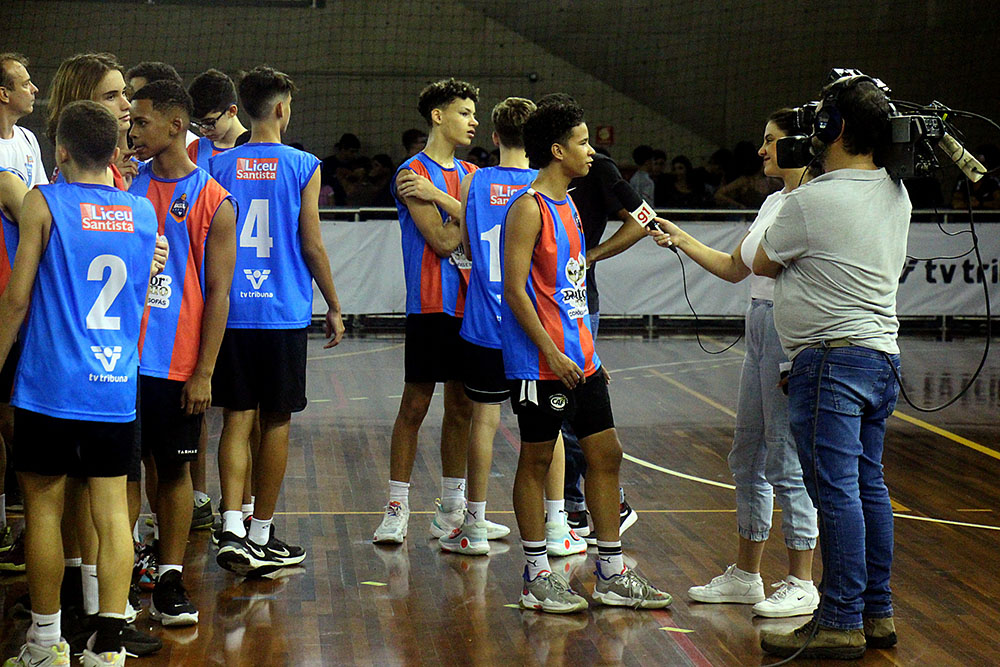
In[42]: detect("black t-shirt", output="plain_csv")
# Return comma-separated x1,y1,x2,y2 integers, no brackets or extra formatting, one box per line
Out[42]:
567,153,626,314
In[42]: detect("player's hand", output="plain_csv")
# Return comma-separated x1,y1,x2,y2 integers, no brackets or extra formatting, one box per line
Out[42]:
600,365,611,385
117,151,139,185
545,350,585,389
180,373,212,415
396,172,439,203
151,234,168,277
324,309,345,349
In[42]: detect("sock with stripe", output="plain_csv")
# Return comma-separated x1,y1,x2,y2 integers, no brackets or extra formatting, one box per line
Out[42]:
521,540,550,580
596,541,625,579
440,477,466,513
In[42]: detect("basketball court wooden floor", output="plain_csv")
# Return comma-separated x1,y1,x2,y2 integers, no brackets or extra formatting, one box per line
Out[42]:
2,332,998,665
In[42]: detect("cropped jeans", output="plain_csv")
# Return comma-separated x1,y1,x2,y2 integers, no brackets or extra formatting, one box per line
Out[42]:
730,299,818,550
788,344,900,630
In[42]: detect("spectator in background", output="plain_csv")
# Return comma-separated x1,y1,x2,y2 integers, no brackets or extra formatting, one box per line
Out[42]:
466,146,489,167
321,132,361,206
660,155,711,208
368,153,395,207
694,148,735,199
487,148,500,166
629,144,656,204
401,127,427,159
714,140,777,209
952,143,1000,210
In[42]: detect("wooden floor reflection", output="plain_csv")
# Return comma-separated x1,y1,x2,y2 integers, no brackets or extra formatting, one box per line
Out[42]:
2,333,999,665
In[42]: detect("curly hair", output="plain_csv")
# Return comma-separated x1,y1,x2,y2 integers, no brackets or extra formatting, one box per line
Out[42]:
417,78,479,125
523,98,585,168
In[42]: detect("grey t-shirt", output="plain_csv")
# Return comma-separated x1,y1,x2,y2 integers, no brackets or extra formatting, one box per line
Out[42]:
760,168,911,360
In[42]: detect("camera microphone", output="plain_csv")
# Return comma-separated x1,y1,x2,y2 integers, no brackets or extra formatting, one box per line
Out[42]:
612,179,677,252
938,133,986,183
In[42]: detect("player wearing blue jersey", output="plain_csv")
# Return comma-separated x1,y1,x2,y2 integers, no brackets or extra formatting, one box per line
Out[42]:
128,80,236,626
0,101,159,667
210,66,344,577
503,98,670,614
187,69,249,170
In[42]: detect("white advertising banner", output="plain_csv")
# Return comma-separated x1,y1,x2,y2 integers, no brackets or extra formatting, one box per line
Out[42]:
316,219,999,317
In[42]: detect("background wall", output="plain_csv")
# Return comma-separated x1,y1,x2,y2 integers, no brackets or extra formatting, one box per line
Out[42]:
8,1,1000,175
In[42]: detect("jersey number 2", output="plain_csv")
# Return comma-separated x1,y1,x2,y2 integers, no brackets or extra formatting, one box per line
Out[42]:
86,255,127,330
241,199,274,258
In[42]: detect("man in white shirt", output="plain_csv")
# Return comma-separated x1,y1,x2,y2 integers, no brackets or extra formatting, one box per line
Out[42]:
0,53,46,187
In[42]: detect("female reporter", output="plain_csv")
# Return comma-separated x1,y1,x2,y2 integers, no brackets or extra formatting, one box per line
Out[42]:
651,109,819,618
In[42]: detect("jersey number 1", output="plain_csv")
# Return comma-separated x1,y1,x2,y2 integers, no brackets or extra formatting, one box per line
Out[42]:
241,199,274,258
86,254,127,330
480,224,502,283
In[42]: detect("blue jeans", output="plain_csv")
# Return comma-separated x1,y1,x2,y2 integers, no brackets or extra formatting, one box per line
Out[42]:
788,345,900,630
729,300,817,550
563,313,598,511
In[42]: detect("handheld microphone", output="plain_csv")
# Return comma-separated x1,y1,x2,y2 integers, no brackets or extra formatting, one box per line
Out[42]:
938,133,986,183
611,179,676,252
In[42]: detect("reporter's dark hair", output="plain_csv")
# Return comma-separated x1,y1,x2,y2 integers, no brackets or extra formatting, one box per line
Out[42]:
768,108,803,136
417,78,478,125
492,96,535,148
131,79,193,118
125,61,182,87
238,66,297,121
188,68,237,118
523,97,585,168
836,80,891,158
56,100,119,170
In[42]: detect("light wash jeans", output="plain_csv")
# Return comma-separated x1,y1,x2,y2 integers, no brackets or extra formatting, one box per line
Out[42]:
789,345,900,630
729,299,818,550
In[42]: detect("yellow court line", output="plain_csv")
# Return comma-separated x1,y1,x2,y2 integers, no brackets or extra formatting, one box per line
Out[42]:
647,368,737,418
891,410,1000,462
307,343,404,362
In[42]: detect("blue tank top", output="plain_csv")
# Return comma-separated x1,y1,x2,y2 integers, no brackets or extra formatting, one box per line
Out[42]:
500,188,600,381
459,166,536,348
188,136,229,170
13,182,157,421
210,143,319,328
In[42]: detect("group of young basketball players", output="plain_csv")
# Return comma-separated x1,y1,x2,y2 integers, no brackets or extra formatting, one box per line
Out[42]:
0,51,669,666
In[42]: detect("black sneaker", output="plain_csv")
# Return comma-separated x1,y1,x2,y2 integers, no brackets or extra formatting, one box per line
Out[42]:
243,533,305,572
565,511,590,538
122,624,163,656
212,516,250,547
191,497,214,530
150,569,199,626
619,499,638,536
265,529,306,567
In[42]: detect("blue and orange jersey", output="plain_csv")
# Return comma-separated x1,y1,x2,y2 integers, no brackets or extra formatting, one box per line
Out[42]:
0,167,27,296
210,142,319,329
187,137,231,170
129,162,234,381
392,152,477,317
13,182,157,422
500,188,600,381
460,166,536,348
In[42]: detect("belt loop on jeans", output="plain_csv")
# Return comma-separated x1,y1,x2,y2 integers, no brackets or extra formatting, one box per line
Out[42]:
808,338,852,349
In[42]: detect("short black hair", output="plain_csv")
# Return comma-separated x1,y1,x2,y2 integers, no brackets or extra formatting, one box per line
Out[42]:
131,79,193,118
632,145,654,166
238,65,297,120
492,96,535,148
401,128,426,150
417,78,478,125
835,80,892,158
57,100,119,170
523,97,585,168
336,133,360,150
188,68,237,118
125,61,182,87
371,153,393,171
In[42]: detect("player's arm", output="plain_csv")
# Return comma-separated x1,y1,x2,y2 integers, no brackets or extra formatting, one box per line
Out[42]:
648,221,751,283
299,168,345,349
502,195,584,389
181,199,236,415
0,190,51,366
457,171,475,257
397,170,464,221
585,208,646,266
0,171,29,223
396,169,462,257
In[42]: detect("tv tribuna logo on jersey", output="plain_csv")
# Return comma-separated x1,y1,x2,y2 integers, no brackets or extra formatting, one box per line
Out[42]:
90,345,127,383
80,203,135,232
236,158,279,180
560,253,589,319
242,268,274,298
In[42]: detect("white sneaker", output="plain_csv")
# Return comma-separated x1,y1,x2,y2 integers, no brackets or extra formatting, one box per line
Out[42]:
429,499,464,538
80,648,126,667
687,564,765,603
373,501,410,544
439,521,490,555
752,576,820,618
3,641,70,666
545,519,587,557
483,518,510,540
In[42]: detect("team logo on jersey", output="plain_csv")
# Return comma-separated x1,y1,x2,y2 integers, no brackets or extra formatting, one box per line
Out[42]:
549,394,568,411
91,346,123,372
147,274,172,309
80,203,134,233
170,193,189,222
490,183,526,206
244,268,271,289
24,154,34,184
560,253,589,320
236,158,279,181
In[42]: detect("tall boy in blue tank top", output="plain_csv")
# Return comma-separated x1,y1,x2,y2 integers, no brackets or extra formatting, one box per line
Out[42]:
0,101,159,667
502,98,671,613
210,66,345,577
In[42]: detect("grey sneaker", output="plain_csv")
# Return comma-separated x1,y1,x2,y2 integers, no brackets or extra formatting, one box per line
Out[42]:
519,569,588,614
594,567,672,609
373,501,409,544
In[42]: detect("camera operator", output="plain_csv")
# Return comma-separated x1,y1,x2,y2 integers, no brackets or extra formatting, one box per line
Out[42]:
752,75,911,660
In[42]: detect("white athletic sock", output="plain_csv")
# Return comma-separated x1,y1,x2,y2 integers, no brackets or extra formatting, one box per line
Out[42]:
81,564,99,616
223,510,246,537
596,541,625,579
248,517,272,546
64,557,82,568
522,540,550,580
440,477,466,512
0,493,6,526
241,503,254,521
151,513,159,541
544,499,564,524
158,564,182,577
193,490,210,506
28,610,61,648
465,501,486,526
734,566,762,581
388,480,410,505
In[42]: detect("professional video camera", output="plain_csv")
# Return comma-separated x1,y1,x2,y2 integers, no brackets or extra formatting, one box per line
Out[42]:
776,68,982,182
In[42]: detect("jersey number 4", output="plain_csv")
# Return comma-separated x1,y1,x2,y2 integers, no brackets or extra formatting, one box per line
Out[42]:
241,199,274,258
86,254,127,330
